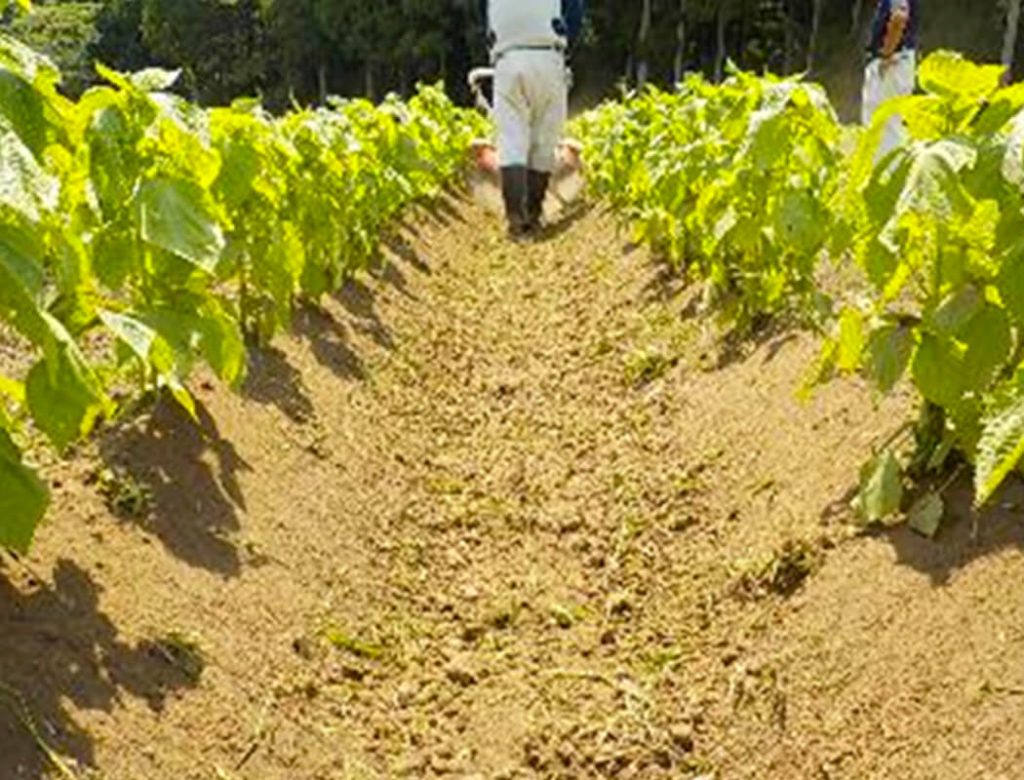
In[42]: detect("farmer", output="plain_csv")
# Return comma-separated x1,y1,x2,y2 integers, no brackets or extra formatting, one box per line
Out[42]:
481,0,585,238
863,0,919,156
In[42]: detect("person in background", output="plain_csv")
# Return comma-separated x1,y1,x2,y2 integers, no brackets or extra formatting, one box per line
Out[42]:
481,0,585,238
863,0,919,156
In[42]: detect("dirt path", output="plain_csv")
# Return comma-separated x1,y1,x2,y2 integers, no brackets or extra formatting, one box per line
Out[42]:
3,198,1024,780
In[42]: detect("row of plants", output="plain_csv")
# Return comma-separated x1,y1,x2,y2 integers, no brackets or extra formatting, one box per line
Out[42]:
575,52,1024,529
0,12,486,551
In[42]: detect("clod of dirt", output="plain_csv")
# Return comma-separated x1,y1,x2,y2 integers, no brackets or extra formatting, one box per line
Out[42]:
337,664,367,683
734,538,823,600
670,724,695,752
461,623,486,642
446,660,478,687
669,514,699,533
607,592,633,617
292,636,317,660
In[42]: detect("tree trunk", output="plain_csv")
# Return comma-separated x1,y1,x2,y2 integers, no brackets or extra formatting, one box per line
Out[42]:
807,0,823,72
713,2,727,83
1003,0,1023,83
674,0,688,83
636,0,653,87
317,61,327,103
851,0,864,35
782,0,795,74
364,61,376,100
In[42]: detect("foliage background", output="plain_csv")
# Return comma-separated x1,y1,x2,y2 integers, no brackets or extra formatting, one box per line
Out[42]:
5,0,1023,117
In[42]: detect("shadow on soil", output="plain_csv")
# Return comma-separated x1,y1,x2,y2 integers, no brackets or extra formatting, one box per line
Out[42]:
825,476,1024,587
638,261,690,305
883,478,1024,586
293,304,367,382
419,192,469,228
244,345,318,423
0,558,199,778
335,278,395,350
99,398,250,577
714,318,796,371
534,202,593,242
383,231,432,276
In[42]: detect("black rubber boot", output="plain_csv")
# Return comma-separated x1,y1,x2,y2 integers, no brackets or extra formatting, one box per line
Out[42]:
501,165,530,239
526,169,551,232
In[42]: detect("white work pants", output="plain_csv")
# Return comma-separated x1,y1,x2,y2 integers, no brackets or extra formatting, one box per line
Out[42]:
494,49,567,173
862,50,916,158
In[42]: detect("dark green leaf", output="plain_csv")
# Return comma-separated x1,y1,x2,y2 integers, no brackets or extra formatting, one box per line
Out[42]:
0,429,48,553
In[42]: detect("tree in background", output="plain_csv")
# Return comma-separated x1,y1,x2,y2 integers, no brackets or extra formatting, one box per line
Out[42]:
5,0,1024,117
6,0,103,94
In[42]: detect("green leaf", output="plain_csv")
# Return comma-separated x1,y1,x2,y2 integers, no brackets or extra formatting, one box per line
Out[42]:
912,334,964,410
0,70,53,159
929,286,982,337
0,373,24,406
25,316,108,450
0,429,48,553
0,121,59,223
918,50,1004,101
854,449,904,524
129,68,182,93
960,304,1012,392
773,188,826,255
194,302,246,387
907,492,944,538
0,30,59,91
866,325,915,393
996,246,1024,326
891,140,976,225
99,309,157,363
135,177,225,273
976,381,1024,505
836,308,865,372
1002,110,1024,189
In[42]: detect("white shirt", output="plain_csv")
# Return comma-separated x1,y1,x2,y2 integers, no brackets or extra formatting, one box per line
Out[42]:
488,0,565,58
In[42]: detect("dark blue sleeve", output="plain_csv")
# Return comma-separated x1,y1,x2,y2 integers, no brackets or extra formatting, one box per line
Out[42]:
562,0,584,44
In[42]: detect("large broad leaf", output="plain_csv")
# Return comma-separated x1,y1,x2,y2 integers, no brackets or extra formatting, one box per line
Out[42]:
0,429,48,553
0,29,58,90
912,334,964,410
998,245,1024,326
138,302,246,387
973,83,1024,134
0,120,58,223
193,302,246,387
960,303,1012,393
1002,110,1024,189
87,104,139,217
866,324,915,392
25,314,109,451
976,381,1024,505
0,222,49,346
746,105,789,170
907,492,944,538
773,188,826,255
918,51,1004,101
891,139,976,225
135,177,224,273
99,309,158,364
854,449,904,523
129,68,182,93
99,308,198,413
836,308,865,372
850,94,919,189
0,70,51,159
929,285,982,337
